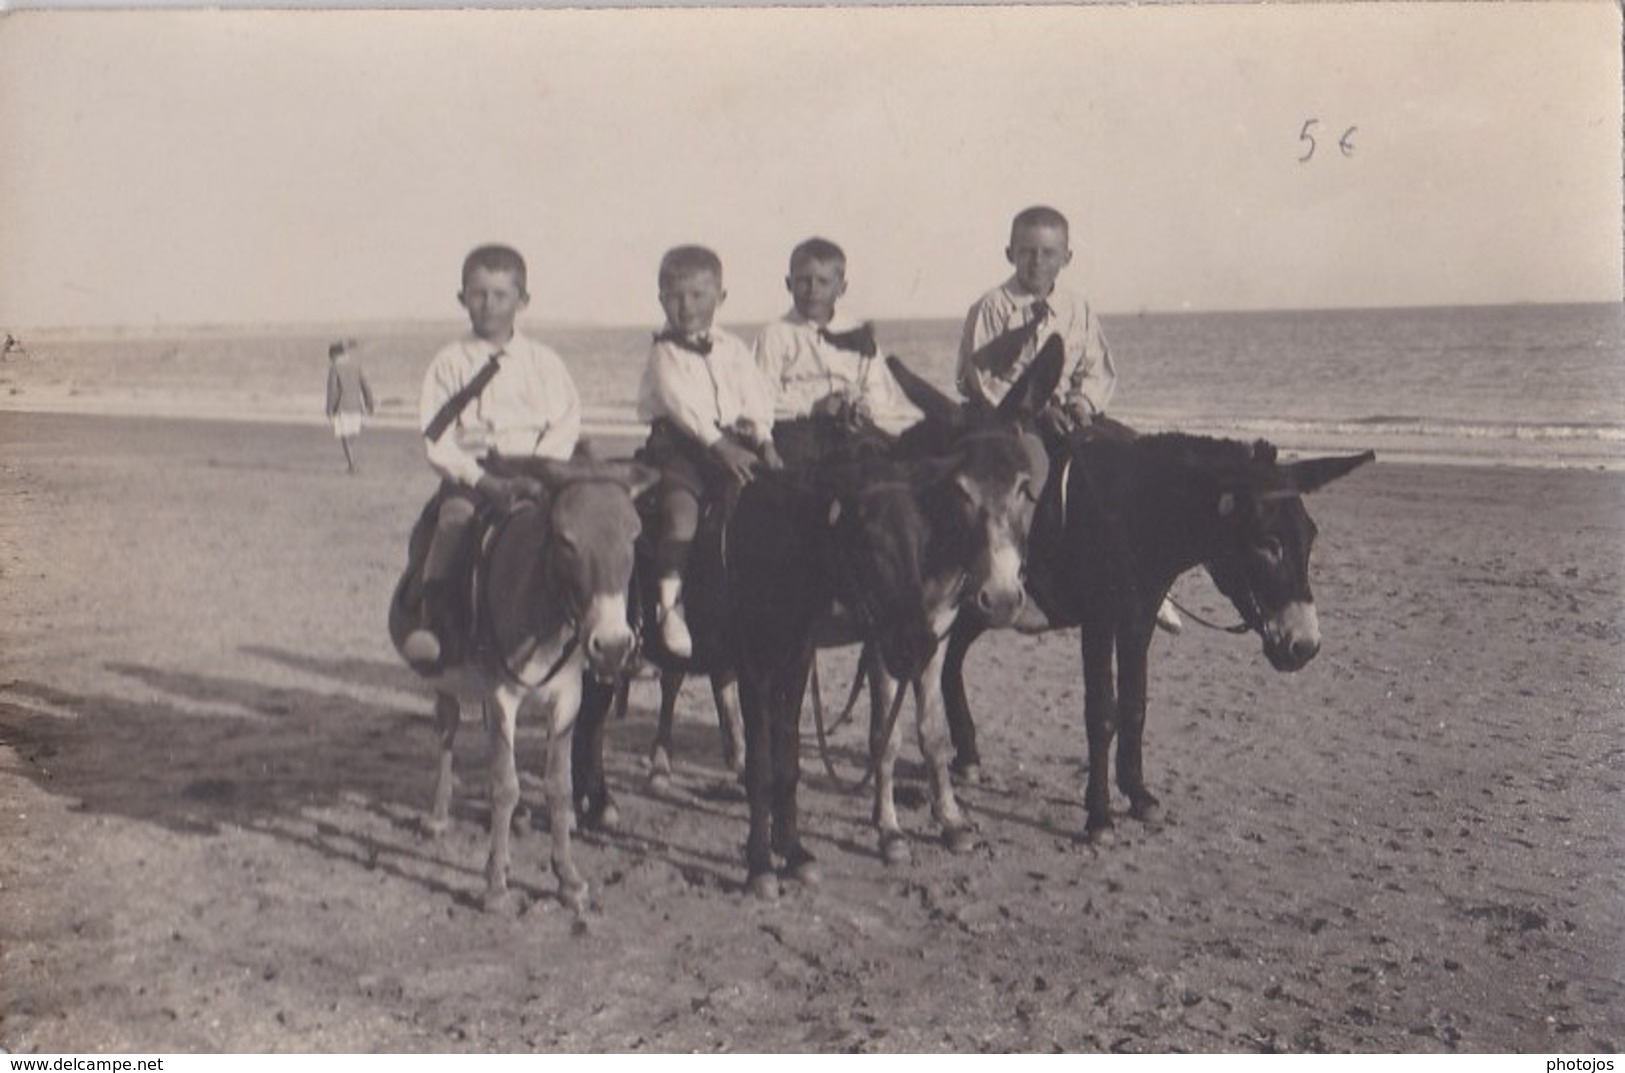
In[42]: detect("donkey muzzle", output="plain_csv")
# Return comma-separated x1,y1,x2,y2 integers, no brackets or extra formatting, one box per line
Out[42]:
1261,600,1321,672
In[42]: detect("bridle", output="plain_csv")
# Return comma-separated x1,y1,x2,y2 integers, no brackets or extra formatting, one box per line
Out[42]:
1190,486,1305,636
1165,592,1255,636
1059,451,1297,638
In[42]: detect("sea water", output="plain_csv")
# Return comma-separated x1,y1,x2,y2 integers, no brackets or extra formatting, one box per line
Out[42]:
5,303,1622,468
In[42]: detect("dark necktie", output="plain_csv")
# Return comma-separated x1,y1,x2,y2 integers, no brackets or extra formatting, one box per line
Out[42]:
977,300,1052,379
654,329,712,356
817,322,878,358
424,349,503,442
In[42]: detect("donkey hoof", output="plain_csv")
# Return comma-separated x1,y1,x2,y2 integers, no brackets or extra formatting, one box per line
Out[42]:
482,888,520,916
591,801,623,832
746,872,781,901
647,770,674,795
880,832,913,866
419,814,451,839
558,881,590,916
942,825,976,855
784,858,821,887
1129,796,1162,824
1082,821,1117,847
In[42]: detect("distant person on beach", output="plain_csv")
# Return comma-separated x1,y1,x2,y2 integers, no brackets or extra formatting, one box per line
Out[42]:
753,237,914,461
958,204,1181,633
324,339,374,473
636,244,781,659
399,243,583,675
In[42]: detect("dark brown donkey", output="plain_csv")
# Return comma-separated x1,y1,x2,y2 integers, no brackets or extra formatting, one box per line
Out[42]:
572,343,1062,896
389,456,656,915
939,430,1375,841
724,430,1048,895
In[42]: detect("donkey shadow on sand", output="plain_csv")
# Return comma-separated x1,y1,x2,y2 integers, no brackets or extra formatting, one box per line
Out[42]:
0,644,743,910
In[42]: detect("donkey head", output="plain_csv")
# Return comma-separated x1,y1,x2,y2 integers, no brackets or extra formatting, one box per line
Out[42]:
1202,442,1375,671
532,459,659,679
830,470,942,681
877,338,1060,628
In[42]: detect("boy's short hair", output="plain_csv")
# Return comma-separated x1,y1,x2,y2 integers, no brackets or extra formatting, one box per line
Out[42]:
1010,205,1070,240
789,237,847,273
462,244,528,295
659,245,724,290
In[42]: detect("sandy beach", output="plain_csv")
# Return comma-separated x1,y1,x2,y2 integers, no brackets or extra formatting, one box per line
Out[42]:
0,409,1620,1052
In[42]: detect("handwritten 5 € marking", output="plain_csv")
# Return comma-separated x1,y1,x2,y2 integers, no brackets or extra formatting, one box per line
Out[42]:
1298,118,1359,162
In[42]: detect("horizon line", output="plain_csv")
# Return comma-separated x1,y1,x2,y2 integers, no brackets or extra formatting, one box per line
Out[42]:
8,298,1620,341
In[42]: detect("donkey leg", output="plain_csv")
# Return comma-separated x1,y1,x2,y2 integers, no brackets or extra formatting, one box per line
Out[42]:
647,668,684,792
737,665,779,900
915,646,974,854
1114,634,1161,822
1080,624,1119,841
868,663,910,865
542,674,590,915
424,690,460,837
572,674,620,831
483,690,523,912
942,618,987,780
710,670,746,779
772,651,819,886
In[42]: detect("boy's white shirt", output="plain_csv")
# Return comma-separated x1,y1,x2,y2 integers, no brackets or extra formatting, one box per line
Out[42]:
956,276,1118,414
753,309,919,430
420,331,582,486
636,326,775,447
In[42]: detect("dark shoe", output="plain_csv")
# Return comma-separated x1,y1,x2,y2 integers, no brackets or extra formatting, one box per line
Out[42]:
404,582,450,674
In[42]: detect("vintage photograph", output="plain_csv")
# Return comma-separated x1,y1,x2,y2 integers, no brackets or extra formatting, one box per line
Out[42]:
0,1,1620,1053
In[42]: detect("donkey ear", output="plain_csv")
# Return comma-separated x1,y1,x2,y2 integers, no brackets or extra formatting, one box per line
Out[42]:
994,334,1066,420
1283,449,1376,494
886,354,962,427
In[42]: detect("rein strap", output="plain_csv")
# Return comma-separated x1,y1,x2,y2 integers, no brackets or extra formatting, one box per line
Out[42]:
1165,594,1253,635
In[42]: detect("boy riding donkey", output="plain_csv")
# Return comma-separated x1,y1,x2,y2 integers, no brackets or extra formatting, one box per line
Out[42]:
754,236,916,467
960,205,1182,635
636,245,785,661
399,244,582,675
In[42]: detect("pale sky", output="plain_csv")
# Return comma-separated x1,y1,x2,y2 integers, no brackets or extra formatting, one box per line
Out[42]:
0,2,1619,330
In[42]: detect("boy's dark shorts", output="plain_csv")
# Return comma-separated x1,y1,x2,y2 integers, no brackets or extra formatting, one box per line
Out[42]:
640,419,737,501
431,479,485,512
